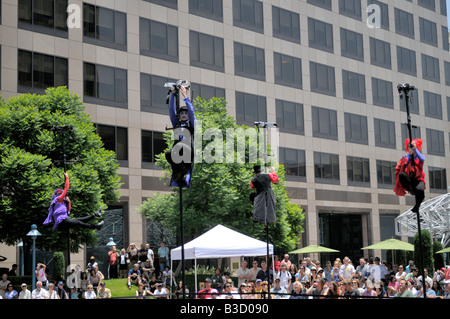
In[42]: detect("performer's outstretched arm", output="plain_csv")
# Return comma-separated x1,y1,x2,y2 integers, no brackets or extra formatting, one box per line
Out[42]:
414,148,425,162
169,93,177,127
269,167,278,184
57,172,69,203
183,96,196,128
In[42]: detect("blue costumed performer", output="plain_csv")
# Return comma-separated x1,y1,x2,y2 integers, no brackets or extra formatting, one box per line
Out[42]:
43,172,104,230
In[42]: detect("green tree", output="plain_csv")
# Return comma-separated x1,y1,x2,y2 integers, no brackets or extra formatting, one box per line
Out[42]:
0,87,121,253
140,97,304,253
414,230,434,274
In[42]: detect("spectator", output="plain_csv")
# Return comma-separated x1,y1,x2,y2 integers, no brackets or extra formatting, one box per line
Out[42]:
375,279,387,298
356,257,369,280
163,266,175,287
127,243,139,268
273,255,280,273
219,282,240,299
70,288,79,299
324,281,340,298
281,254,291,269
47,282,59,299
387,275,399,297
19,283,31,299
256,260,273,285
405,260,415,273
158,241,170,274
84,284,96,299
56,281,68,299
342,278,361,298
395,265,407,281
330,261,340,283
97,282,111,299
254,279,263,298
236,260,251,287
288,263,298,282
146,244,155,267
0,274,10,298
249,260,261,282
35,263,48,290
108,245,119,279
275,263,291,291
127,263,141,290
290,281,306,299
89,267,103,290
118,248,129,278
80,271,89,294
271,278,288,299
86,256,98,272
211,267,224,292
323,260,332,282
154,283,169,299
7,264,18,277
4,283,18,299
369,257,387,282
306,278,326,298
149,274,159,294
175,280,189,299
339,257,356,281
394,279,414,298
363,280,377,298
417,268,433,289
442,279,450,299
32,281,49,299
136,282,152,299
141,259,155,281
196,278,213,299
431,279,443,296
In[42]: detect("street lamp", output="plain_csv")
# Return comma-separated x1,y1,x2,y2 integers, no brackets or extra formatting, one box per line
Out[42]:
26,224,41,291
17,239,24,276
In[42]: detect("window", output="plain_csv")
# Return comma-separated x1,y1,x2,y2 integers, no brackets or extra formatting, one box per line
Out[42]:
190,83,225,100
18,50,68,93
235,91,267,126
347,156,370,186
376,160,396,187
314,152,340,183
310,61,336,96
424,91,442,119
374,118,396,149
418,0,436,11
340,28,364,61
426,128,445,156
372,77,393,109
233,0,263,33
447,97,450,121
440,0,447,15
312,106,338,140
234,42,265,81
419,17,438,47
83,4,126,50
370,37,391,69
429,167,447,191
140,18,178,62
344,113,368,145
189,0,223,21
421,54,440,83
279,148,306,179
399,89,419,114
342,70,366,102
339,0,362,20
190,31,224,72
18,0,68,37
442,26,449,51
401,124,421,144
397,46,417,76
308,17,333,53
272,6,300,43
276,99,304,135
143,0,177,9
367,0,389,30
83,63,127,108
445,61,450,86
142,130,166,167
394,8,414,39
274,53,302,89
140,73,172,114
96,124,128,164
307,0,332,10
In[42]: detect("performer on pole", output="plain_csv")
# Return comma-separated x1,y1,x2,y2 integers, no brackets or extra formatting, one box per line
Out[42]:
250,165,279,224
394,138,426,213
43,172,104,230
165,86,196,188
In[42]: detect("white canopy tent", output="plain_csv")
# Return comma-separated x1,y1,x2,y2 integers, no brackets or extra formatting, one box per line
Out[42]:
170,224,274,292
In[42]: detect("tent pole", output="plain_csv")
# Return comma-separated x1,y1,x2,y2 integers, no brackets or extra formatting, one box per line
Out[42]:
195,258,197,293
180,185,186,299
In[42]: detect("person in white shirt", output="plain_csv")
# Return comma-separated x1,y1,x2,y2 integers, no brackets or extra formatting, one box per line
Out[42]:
339,257,356,280
219,283,240,299
153,283,169,299
32,281,49,299
236,260,251,287
19,283,31,299
36,263,48,289
275,263,292,290
84,284,96,299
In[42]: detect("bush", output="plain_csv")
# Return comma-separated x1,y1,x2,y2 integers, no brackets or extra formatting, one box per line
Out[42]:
53,251,66,282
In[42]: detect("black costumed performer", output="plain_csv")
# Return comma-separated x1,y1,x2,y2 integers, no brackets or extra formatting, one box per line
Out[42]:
394,139,426,213
43,172,104,230
250,165,279,224
165,86,196,188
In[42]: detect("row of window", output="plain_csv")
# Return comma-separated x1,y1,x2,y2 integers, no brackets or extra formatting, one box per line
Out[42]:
97,122,448,191
16,49,450,123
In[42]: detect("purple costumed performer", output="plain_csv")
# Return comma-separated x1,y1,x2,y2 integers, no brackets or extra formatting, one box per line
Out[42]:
43,172,103,230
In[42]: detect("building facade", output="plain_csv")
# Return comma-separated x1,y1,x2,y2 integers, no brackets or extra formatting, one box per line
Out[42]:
1,0,449,268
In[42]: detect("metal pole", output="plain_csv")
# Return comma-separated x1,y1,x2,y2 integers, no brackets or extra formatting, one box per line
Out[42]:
180,185,186,299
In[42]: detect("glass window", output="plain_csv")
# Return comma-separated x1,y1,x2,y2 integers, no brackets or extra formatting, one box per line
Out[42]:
307,0,332,10
374,118,396,149
347,156,370,185
397,46,417,76
83,63,127,108
399,89,419,114
429,167,447,191
418,0,436,11
140,18,178,62
189,0,223,21
308,17,334,53
143,0,177,9
314,152,340,182
370,37,391,69
426,128,445,156
233,0,264,33
96,124,128,163
276,99,304,135
442,26,449,51
342,70,366,102
190,83,225,101
419,17,438,47
235,91,267,126
272,6,300,43
339,0,362,20
421,54,440,83
310,61,336,96
424,91,442,119
312,106,338,140
274,53,302,89
401,124,421,143
376,160,396,186
394,8,414,39
340,28,364,61
234,42,265,81
279,147,306,179
190,31,224,72
142,130,166,163
367,0,389,30
140,73,173,114
18,0,68,35
344,112,368,145
372,77,393,109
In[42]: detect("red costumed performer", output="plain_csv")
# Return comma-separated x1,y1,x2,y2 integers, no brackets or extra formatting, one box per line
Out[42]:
394,139,426,213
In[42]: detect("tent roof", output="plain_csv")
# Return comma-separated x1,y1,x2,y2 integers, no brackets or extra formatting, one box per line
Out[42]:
171,224,274,260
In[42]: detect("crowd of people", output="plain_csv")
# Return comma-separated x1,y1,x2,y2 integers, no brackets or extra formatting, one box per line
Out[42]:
1,250,449,300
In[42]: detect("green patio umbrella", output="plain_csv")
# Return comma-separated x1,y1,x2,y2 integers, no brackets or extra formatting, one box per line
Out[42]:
436,247,450,254
361,238,414,251
289,244,340,254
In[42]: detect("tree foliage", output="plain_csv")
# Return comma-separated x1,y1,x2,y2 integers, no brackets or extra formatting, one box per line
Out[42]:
0,87,121,252
414,230,434,274
140,97,304,253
